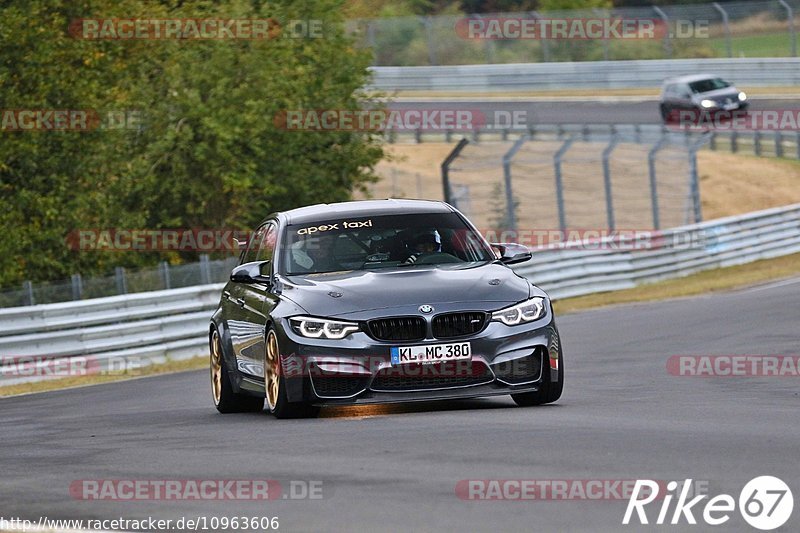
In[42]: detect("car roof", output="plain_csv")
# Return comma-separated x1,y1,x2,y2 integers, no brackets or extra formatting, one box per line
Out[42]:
663,73,724,85
278,199,454,225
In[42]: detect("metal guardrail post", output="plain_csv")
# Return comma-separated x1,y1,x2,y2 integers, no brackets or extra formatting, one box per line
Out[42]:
115,267,128,295
797,131,800,159
441,138,469,206
712,3,732,58
775,131,784,158
709,131,717,150
731,131,738,153
648,136,668,230
414,128,422,143
652,6,672,58
160,261,171,290
754,131,762,156
554,137,575,232
23,280,34,306
602,136,620,230
779,0,797,57
502,135,529,231
366,21,376,66
200,254,212,285
71,274,83,301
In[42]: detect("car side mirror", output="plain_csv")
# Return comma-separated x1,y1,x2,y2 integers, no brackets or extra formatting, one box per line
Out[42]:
230,260,272,285
490,243,532,265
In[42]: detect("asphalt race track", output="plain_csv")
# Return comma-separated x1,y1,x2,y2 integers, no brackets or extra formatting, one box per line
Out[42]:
388,97,800,126
2,277,798,532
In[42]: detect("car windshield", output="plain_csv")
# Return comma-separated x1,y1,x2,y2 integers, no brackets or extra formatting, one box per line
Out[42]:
689,78,730,93
283,212,495,275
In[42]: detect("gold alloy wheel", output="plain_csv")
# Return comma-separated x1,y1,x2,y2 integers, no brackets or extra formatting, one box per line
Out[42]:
265,330,281,411
210,330,223,405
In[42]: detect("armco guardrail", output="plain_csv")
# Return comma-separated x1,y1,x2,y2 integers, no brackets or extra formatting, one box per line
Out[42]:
369,58,800,92
516,203,800,299
2,203,799,386
0,284,223,386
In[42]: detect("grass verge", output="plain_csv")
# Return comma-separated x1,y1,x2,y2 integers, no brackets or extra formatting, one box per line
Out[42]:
0,355,207,398
3,253,799,397
553,252,800,315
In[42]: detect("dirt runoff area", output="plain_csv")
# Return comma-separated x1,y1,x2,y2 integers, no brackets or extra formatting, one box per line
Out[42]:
366,143,800,225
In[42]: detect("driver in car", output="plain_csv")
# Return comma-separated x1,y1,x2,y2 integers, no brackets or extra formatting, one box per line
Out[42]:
403,230,442,265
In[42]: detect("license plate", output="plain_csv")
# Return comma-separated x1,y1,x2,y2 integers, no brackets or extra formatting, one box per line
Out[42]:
390,342,471,365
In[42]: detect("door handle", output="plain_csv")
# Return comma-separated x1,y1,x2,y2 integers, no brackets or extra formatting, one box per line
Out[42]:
235,298,245,308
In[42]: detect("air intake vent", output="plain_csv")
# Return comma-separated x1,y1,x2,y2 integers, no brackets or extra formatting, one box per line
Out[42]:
432,312,487,339
367,316,426,342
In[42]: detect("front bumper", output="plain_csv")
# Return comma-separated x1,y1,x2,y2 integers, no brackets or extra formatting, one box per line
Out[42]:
273,317,562,405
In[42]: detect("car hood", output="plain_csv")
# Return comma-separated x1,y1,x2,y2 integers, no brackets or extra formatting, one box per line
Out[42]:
280,262,531,319
692,87,739,102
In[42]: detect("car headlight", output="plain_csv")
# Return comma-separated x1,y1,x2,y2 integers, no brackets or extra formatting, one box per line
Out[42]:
289,316,360,339
491,297,547,326
700,99,717,109
738,91,747,101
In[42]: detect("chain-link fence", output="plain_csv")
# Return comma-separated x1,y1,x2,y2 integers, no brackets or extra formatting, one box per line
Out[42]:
348,0,800,66
438,126,707,234
0,255,239,308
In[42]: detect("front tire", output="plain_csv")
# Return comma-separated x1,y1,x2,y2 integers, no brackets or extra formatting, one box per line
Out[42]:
265,327,319,419
211,329,264,413
511,352,563,407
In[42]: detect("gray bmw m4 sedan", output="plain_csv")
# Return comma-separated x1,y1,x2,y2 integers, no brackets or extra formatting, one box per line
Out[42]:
210,199,563,418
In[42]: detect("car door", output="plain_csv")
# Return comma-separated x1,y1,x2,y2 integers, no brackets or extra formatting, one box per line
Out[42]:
236,221,280,379
226,222,271,378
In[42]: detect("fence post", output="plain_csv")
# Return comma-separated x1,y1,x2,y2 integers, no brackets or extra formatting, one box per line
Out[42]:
731,130,738,153
709,131,717,150
688,135,708,224
441,138,469,206
502,135,529,231
115,267,128,295
554,137,575,232
779,0,797,57
797,131,800,159
754,131,762,156
422,16,438,66
200,254,212,285
366,20,376,65
652,6,672,58
775,131,784,158
648,136,668,230
71,274,83,301
530,12,550,62
602,136,620,230
23,280,34,306
160,261,171,290
593,8,610,60
712,3,732,58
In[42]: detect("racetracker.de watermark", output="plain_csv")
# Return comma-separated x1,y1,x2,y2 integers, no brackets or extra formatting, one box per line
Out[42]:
455,17,708,40
481,228,715,251
0,355,145,380
274,108,487,132
1,110,141,131
670,109,800,131
667,355,800,377
69,479,325,500
67,229,251,252
455,479,712,501
68,18,325,40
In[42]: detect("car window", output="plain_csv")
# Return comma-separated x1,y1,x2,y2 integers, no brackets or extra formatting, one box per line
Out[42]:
242,223,270,264
283,213,495,275
689,78,730,94
256,223,278,263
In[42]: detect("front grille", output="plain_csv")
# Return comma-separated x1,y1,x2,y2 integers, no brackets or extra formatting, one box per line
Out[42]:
310,375,368,398
432,311,487,339
370,360,493,391
367,316,426,342
491,351,542,384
